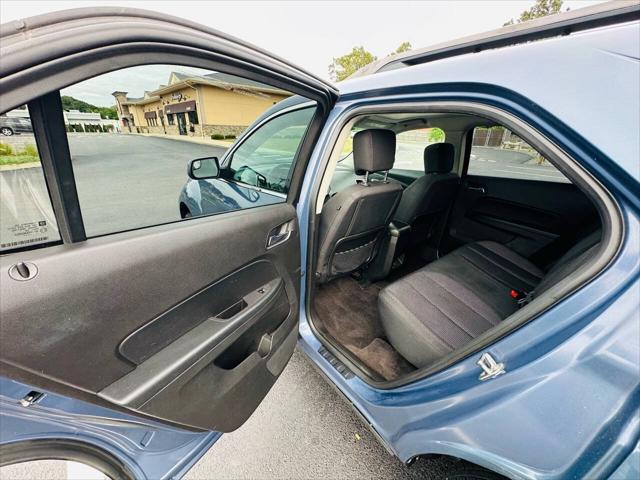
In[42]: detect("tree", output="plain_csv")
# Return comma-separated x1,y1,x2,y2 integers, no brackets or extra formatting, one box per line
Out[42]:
60,95,118,120
329,46,377,82
328,42,412,81
391,41,412,56
504,0,567,26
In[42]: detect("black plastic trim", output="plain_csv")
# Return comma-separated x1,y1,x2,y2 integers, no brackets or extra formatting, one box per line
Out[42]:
28,93,86,243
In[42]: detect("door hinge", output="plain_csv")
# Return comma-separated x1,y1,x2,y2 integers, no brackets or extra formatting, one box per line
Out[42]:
477,353,505,381
19,390,45,407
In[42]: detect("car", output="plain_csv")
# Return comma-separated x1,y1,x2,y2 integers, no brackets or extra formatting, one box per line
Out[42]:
0,115,33,135
0,3,638,480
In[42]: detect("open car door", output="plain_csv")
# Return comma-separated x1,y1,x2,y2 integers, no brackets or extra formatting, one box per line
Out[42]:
0,8,336,478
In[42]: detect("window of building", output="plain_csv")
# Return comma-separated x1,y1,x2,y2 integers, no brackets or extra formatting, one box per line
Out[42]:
395,128,445,171
230,107,316,194
51,64,308,238
468,127,568,182
0,109,61,252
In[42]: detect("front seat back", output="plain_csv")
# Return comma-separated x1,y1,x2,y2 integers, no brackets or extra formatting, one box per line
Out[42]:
393,142,460,245
316,129,403,283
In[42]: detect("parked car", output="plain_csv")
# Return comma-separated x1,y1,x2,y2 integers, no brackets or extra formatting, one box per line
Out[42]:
1,3,638,480
0,116,33,135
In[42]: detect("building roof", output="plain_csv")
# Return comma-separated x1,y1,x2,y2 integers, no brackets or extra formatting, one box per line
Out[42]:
115,70,290,105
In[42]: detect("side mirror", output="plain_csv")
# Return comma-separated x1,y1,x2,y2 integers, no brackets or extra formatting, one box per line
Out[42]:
188,157,220,180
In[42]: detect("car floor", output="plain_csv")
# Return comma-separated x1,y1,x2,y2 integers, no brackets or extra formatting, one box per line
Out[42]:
312,275,416,381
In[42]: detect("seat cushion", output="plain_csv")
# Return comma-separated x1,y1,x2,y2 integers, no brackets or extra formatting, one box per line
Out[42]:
379,240,543,368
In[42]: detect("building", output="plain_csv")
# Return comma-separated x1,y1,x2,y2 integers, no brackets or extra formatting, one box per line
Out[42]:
112,71,292,138
5,107,119,131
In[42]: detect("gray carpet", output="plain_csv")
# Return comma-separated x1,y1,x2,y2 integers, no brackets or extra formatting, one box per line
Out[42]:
313,276,415,381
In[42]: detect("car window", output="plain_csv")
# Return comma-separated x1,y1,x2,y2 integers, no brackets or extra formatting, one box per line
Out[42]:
0,109,61,253
229,107,316,194
394,128,446,171
53,64,311,238
468,127,569,183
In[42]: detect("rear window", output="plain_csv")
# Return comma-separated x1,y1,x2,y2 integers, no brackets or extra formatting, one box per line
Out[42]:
394,128,446,171
468,127,568,183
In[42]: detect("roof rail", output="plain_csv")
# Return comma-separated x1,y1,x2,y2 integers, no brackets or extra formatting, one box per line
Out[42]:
350,1,640,78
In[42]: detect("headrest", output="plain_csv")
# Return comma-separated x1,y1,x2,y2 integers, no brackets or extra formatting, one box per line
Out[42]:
353,129,396,174
424,142,454,174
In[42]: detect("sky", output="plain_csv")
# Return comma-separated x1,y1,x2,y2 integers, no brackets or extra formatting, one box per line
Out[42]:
1,0,605,106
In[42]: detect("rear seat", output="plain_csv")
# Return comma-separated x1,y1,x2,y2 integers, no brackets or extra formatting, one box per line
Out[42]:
379,231,602,368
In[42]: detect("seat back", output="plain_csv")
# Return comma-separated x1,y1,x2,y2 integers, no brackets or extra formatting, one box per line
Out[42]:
394,142,460,246
316,129,402,283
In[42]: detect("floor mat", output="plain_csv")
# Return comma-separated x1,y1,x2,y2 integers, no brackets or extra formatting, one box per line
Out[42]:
313,276,415,381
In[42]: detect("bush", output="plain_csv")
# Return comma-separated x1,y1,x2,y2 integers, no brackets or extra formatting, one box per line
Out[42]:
211,134,225,140
0,143,13,156
18,144,38,156
224,135,236,140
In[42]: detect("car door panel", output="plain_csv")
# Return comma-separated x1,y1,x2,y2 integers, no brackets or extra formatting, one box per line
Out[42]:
0,203,300,432
448,175,598,257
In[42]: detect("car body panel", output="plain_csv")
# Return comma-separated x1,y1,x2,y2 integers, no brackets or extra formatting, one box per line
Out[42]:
0,378,220,480
294,22,640,475
179,177,284,218
340,21,640,186
297,94,640,478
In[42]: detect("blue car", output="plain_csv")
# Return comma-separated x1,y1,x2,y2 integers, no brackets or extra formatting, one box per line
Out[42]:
1,3,639,480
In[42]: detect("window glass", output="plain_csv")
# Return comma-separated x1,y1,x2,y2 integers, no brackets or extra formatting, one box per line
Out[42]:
230,107,315,194
394,127,446,170
61,64,312,237
0,107,61,252
468,127,568,182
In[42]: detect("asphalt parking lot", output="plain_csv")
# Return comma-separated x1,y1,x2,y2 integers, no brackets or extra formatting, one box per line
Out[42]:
1,134,226,246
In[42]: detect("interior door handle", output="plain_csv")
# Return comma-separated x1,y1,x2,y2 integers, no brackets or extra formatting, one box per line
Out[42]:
468,186,486,194
267,219,295,249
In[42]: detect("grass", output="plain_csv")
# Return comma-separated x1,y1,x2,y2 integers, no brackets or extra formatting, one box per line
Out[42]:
0,155,40,166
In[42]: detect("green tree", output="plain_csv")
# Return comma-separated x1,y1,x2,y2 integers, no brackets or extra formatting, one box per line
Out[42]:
60,95,118,120
428,127,445,143
328,42,412,81
329,46,377,82
504,0,567,26
391,41,412,56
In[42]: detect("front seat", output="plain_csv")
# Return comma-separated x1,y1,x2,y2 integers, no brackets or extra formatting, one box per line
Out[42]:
392,142,460,248
316,129,403,283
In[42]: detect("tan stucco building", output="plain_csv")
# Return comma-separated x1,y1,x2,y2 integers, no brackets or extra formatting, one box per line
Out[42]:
112,71,291,138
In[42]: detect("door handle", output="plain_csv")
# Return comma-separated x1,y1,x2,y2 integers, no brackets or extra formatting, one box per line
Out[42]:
267,219,295,249
467,186,486,194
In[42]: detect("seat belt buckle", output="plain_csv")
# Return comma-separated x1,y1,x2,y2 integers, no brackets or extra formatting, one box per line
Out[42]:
510,289,533,306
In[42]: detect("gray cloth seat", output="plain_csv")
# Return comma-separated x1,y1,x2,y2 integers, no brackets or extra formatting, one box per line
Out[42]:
316,129,403,283
379,231,602,368
393,142,460,244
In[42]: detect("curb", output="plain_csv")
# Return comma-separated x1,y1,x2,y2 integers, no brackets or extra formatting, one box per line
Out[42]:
0,162,41,171
126,132,234,148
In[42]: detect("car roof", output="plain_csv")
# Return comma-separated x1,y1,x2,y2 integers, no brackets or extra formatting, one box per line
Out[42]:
350,1,639,78
337,19,640,181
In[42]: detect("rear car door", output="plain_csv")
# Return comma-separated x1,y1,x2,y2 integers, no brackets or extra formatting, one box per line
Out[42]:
0,8,336,478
